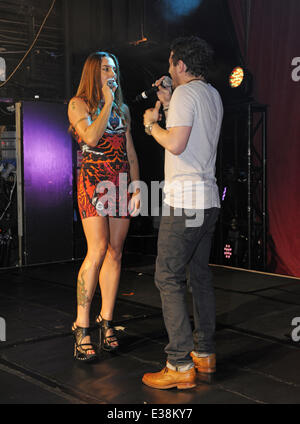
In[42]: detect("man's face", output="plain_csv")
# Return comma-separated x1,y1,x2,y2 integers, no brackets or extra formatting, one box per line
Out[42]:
168,52,179,88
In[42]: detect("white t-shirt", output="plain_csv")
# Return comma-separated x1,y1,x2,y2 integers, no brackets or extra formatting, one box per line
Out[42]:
164,80,223,209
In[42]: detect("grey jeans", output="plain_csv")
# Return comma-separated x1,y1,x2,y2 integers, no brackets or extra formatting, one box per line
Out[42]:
155,207,220,367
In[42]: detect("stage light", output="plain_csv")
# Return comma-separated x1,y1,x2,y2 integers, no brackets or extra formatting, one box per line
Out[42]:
129,37,148,46
162,0,202,21
229,66,244,88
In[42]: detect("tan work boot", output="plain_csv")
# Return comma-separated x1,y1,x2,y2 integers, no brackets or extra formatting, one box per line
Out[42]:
142,365,197,390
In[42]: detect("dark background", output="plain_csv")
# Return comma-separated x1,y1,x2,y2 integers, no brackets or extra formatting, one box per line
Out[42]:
0,0,299,277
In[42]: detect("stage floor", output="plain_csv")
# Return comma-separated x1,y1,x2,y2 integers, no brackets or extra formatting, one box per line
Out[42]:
0,256,300,404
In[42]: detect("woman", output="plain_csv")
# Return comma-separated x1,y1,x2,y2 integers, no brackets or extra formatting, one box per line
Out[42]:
68,51,140,361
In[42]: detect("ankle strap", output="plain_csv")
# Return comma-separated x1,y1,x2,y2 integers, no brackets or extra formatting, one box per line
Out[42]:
101,319,114,330
96,315,114,329
73,325,90,338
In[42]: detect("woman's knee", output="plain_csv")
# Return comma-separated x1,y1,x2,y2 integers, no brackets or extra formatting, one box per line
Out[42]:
106,243,123,263
86,243,108,266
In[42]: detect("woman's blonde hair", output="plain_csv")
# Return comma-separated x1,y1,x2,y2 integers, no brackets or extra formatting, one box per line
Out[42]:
75,51,126,124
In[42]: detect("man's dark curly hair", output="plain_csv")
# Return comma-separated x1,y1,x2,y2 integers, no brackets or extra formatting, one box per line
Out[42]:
170,36,214,80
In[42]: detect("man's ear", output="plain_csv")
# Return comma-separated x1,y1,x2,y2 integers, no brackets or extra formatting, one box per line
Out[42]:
177,59,187,74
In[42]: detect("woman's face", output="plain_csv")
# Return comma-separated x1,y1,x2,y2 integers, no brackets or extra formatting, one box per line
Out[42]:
100,56,117,88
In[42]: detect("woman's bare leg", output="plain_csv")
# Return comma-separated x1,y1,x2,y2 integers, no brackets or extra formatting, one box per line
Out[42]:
75,216,109,352
98,217,130,345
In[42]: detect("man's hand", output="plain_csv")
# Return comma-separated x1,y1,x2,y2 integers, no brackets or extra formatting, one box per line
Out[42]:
143,100,162,125
153,76,172,108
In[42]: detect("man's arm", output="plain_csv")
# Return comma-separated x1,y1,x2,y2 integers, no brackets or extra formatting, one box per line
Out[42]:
144,101,191,156
149,123,191,155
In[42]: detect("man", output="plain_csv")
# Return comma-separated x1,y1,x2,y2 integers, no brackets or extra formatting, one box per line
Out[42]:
142,36,223,390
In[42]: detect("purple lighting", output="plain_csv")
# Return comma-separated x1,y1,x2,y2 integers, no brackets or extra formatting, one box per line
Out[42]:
22,101,73,264
222,187,227,201
23,102,73,204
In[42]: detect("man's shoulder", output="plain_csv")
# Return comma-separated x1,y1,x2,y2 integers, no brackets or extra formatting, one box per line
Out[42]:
173,83,191,94
174,81,219,96
171,84,194,102
185,82,222,106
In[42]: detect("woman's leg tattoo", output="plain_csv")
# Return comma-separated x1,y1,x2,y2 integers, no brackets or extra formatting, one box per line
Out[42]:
77,270,90,308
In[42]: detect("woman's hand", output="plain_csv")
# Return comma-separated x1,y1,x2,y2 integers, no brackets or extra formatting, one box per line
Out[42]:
129,191,140,217
102,78,117,105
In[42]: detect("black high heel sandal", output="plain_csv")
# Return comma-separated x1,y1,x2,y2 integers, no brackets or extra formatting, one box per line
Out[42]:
96,315,119,352
72,323,98,362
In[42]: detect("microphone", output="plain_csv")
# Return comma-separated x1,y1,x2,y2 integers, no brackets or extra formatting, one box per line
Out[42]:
134,76,172,102
107,79,118,89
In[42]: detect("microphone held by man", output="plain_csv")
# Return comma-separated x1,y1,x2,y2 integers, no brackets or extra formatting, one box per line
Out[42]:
134,76,172,102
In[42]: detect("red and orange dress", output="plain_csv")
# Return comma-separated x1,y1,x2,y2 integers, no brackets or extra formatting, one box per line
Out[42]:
72,102,131,219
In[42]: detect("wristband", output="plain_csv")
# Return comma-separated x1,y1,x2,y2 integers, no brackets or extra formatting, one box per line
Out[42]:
144,122,155,136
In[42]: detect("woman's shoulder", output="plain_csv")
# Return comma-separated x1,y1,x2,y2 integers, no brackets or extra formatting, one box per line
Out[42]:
68,97,91,124
69,96,89,109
